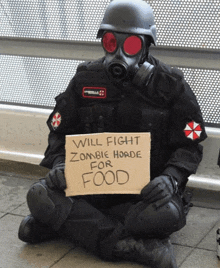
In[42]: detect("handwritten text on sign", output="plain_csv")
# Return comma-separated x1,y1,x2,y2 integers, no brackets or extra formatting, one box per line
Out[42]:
65,133,151,196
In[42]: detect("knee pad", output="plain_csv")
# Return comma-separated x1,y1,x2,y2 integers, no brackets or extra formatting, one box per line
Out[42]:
27,181,55,224
27,180,73,230
125,194,186,238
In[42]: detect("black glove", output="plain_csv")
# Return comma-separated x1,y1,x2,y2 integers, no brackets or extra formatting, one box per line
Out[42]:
45,162,66,191
141,175,178,209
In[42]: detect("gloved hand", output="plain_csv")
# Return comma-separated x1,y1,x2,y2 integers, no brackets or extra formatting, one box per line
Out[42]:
141,175,178,209
45,162,66,191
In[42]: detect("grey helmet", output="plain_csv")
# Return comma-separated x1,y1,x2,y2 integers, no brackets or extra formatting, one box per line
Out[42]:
97,0,157,45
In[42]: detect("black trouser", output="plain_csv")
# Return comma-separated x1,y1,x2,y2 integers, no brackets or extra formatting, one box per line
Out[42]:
27,179,186,259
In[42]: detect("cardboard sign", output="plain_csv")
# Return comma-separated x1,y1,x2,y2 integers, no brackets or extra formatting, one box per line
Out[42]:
65,133,151,197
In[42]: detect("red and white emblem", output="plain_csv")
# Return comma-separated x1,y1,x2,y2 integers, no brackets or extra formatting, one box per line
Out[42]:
99,89,106,97
51,112,61,129
184,121,202,140
82,87,107,99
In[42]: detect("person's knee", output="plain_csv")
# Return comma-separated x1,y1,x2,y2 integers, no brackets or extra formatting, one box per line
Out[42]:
27,180,73,230
27,180,56,224
125,195,186,238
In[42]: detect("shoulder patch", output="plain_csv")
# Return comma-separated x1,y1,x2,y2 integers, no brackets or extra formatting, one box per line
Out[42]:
184,121,202,140
51,112,62,130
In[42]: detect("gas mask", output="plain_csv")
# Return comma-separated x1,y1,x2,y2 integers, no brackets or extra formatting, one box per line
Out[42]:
102,31,153,82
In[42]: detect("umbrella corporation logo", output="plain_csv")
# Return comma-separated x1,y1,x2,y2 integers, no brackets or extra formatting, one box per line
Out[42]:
184,121,202,140
51,112,61,130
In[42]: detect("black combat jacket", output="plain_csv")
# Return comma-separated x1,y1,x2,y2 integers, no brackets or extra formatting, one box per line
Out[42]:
40,55,207,192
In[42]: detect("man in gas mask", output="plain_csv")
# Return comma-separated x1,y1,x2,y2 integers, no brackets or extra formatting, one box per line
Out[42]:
18,1,207,267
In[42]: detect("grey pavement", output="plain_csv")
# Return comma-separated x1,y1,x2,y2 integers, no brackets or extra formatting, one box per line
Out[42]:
1,160,220,268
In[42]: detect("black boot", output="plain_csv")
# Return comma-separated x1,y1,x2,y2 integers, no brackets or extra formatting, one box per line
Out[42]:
18,215,58,244
112,236,178,268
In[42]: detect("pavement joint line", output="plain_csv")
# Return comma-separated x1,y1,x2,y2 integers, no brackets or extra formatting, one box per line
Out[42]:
0,212,10,219
195,246,217,252
49,248,75,268
193,219,220,250
178,246,194,267
175,244,217,253
10,201,27,212
0,212,7,219
7,212,26,218
180,247,201,268
177,244,219,267
192,205,220,211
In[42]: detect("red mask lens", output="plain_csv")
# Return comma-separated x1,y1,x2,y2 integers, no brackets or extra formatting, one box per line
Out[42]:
123,36,142,56
102,32,117,53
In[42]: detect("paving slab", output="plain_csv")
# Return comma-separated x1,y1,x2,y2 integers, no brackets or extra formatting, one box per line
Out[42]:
173,245,194,267
0,212,5,218
51,247,145,268
180,248,220,268
171,206,220,247
12,202,31,217
20,240,74,268
0,174,33,213
0,214,74,268
198,219,220,251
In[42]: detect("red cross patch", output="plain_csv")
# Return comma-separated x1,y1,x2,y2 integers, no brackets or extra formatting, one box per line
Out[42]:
51,112,61,130
82,87,107,99
184,121,202,140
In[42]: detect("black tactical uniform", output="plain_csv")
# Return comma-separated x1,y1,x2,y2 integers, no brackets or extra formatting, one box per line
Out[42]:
34,52,206,244
42,54,206,192
18,1,207,267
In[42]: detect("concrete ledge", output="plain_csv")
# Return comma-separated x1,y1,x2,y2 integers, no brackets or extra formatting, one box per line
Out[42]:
0,104,51,164
0,159,49,180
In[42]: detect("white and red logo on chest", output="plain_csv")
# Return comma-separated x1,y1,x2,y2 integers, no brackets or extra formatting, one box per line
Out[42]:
184,121,202,140
82,87,107,99
51,112,61,130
